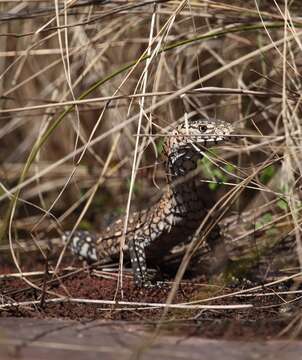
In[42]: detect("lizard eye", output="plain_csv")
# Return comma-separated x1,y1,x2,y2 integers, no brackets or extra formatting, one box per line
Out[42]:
199,125,208,132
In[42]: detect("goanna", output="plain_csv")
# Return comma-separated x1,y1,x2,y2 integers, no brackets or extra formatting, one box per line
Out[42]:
62,118,233,287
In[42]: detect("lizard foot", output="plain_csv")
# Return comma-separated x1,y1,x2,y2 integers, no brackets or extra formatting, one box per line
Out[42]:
135,272,167,289
141,280,167,289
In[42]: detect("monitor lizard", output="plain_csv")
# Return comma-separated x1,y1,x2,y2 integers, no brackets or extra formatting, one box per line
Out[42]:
62,118,234,287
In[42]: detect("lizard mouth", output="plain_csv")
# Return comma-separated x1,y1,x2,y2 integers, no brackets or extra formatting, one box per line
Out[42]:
194,134,230,148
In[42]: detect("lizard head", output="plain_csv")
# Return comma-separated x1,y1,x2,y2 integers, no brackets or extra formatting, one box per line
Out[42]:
164,118,233,177
166,118,233,154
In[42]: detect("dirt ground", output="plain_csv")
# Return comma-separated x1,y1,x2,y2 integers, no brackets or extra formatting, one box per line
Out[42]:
1,252,302,342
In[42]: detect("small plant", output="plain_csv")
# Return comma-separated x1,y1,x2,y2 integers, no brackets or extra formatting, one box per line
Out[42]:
259,164,276,184
198,154,234,191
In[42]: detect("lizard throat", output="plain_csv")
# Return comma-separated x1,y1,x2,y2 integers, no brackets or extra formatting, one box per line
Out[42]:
165,147,204,213
166,147,202,178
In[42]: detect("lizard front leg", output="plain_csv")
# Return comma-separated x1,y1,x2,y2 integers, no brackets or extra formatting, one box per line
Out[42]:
128,238,154,288
63,230,153,287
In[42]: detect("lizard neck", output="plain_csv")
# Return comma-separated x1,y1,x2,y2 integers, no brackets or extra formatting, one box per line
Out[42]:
165,146,204,213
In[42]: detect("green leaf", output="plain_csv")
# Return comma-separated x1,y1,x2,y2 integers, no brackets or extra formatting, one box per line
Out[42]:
115,207,125,216
259,165,276,184
79,220,93,230
262,212,273,223
156,138,165,154
213,169,223,179
255,212,273,229
225,164,235,173
277,199,288,211
209,182,218,191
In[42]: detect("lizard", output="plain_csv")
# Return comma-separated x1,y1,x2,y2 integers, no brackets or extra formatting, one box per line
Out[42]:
62,118,234,287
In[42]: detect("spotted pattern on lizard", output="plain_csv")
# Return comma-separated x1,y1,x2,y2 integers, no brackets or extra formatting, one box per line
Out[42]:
62,118,233,287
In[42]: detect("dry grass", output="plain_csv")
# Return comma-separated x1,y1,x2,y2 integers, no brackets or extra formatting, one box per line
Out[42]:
1,0,302,343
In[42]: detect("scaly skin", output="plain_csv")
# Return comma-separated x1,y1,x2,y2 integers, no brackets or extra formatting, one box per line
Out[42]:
62,118,233,287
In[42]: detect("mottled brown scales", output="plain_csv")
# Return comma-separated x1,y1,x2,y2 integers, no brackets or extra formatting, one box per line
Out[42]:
63,119,233,287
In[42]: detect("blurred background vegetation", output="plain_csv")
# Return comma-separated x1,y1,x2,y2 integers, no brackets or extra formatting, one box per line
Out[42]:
0,0,302,274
